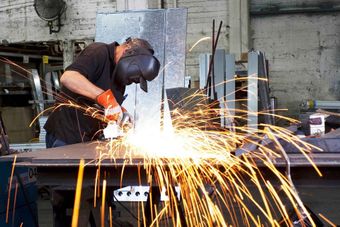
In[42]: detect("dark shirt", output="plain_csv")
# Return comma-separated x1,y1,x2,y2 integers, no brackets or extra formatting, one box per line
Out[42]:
44,42,125,144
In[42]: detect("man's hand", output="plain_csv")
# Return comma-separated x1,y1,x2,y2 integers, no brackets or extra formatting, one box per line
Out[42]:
96,89,123,122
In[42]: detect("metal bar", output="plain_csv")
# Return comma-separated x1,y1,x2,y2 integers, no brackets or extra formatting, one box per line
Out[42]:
306,100,340,109
9,142,46,151
199,54,210,89
213,49,226,126
44,72,54,101
2,141,340,168
52,71,61,90
257,51,272,125
247,51,259,131
251,7,340,16
225,54,236,126
30,69,44,113
0,52,62,61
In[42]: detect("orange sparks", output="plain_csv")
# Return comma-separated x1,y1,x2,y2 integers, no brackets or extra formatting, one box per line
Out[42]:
101,179,107,227
2,58,326,226
71,159,85,227
6,155,17,223
318,213,336,227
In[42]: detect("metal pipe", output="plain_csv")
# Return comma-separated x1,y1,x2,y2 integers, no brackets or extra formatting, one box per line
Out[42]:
305,100,340,110
0,51,62,61
270,97,276,125
251,4,340,16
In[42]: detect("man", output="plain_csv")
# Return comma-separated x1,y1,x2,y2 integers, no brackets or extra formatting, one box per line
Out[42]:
44,38,160,147
43,38,160,226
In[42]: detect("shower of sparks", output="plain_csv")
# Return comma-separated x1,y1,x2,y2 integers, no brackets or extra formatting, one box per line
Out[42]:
71,159,85,227
0,56,326,226
92,89,322,226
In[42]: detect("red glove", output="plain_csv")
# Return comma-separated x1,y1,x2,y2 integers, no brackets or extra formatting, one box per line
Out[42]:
96,90,122,122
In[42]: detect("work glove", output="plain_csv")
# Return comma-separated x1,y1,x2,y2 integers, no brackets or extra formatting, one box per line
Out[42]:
96,89,123,122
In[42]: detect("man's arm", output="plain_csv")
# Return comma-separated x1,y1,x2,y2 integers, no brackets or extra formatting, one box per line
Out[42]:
60,70,123,122
60,70,104,100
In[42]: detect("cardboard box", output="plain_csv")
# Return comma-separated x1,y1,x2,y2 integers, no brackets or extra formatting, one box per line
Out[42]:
0,107,35,143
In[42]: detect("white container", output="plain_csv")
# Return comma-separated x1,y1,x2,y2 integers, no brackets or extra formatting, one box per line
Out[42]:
309,113,328,136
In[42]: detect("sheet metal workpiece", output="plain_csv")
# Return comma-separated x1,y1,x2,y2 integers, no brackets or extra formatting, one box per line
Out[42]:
95,9,187,133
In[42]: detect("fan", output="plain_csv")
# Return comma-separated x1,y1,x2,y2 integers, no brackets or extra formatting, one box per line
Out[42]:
34,0,66,34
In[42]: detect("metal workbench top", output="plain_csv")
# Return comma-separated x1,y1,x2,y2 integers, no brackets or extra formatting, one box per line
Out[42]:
2,140,340,168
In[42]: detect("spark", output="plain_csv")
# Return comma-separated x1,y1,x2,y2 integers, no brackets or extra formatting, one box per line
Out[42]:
101,179,107,227
189,37,211,52
109,206,113,227
94,168,100,207
6,155,17,223
92,86,323,226
318,213,336,227
71,159,85,227
1,57,325,225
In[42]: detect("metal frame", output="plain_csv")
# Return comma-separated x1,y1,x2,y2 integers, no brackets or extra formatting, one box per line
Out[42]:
199,51,236,128
2,143,340,224
200,50,272,131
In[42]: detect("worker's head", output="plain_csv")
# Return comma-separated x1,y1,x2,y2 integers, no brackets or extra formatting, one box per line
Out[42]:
114,38,160,92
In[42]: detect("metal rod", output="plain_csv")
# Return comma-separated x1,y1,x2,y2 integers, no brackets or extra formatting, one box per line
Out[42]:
0,52,63,61
251,5,340,16
204,20,223,100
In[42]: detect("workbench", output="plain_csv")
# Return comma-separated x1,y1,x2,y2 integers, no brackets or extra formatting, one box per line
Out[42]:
1,141,340,225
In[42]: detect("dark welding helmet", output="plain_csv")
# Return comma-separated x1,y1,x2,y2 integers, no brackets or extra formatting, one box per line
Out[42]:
115,38,160,92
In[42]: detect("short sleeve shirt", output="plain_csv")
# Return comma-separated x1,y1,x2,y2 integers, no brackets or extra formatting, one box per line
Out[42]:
44,42,126,144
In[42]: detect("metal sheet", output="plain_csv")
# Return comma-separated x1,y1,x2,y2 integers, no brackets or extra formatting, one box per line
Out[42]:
225,54,235,124
214,50,226,126
3,142,340,168
199,53,209,89
30,69,44,113
247,51,259,131
199,51,236,127
5,142,144,166
257,52,272,124
95,9,187,132
163,8,187,89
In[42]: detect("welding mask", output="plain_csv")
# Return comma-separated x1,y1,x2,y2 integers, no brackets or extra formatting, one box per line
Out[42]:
114,38,160,92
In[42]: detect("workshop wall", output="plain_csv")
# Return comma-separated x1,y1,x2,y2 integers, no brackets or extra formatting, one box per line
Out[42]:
1,0,229,83
173,0,229,84
0,0,115,43
158,1,247,90
1,0,340,118
251,0,340,117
